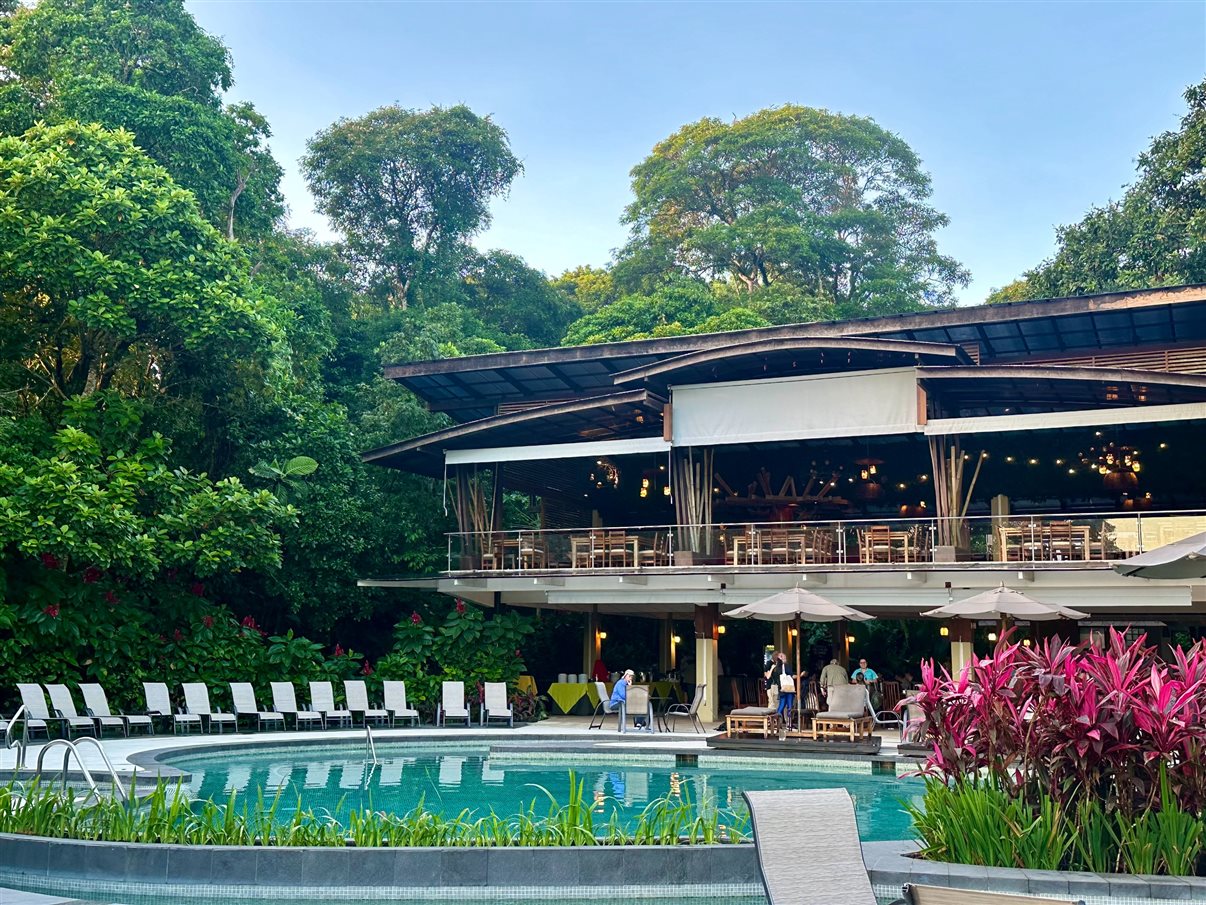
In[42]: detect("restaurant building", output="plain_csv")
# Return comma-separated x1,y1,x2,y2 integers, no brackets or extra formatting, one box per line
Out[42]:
361,284,1206,721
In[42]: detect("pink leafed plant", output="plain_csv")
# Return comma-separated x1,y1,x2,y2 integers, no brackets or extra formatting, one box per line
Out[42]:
905,627,1206,817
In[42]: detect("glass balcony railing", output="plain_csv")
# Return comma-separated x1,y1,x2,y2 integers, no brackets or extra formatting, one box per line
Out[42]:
445,510,1206,574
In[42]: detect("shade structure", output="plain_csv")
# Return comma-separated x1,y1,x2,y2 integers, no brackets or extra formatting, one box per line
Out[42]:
724,588,875,623
922,585,1088,621
723,588,873,735
1115,531,1206,580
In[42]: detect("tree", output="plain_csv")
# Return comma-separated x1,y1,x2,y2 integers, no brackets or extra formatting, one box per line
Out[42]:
1025,78,1206,297
552,265,620,312
0,122,276,412
984,279,1039,305
0,1,284,239
620,105,968,317
459,251,581,348
301,104,521,308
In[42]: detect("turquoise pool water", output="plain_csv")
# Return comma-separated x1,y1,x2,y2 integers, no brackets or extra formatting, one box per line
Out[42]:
161,744,922,841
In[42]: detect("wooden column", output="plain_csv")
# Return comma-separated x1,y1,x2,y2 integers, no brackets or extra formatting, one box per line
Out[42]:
694,602,720,723
582,606,600,675
658,615,673,672
831,620,849,668
948,619,973,678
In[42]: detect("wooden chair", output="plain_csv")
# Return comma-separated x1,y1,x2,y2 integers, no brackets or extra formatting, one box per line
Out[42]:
636,532,669,567
860,526,894,563
767,529,799,565
801,527,834,564
572,529,604,568
517,532,545,569
479,533,500,570
605,530,631,567
1046,521,1075,561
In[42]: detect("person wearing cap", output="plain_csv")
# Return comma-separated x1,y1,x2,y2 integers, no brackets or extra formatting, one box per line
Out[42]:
608,669,648,729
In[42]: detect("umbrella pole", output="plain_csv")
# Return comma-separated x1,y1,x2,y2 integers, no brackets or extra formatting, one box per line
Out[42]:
794,616,801,735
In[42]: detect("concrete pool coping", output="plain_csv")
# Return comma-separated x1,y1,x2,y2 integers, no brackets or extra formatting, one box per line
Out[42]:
4,835,1206,901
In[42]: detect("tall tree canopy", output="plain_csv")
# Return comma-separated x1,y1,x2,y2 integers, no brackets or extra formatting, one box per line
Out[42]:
301,104,521,308
618,105,968,317
0,0,283,240
997,78,1206,301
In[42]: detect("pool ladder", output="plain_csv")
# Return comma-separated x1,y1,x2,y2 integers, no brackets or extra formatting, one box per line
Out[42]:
5,707,129,803
365,722,380,768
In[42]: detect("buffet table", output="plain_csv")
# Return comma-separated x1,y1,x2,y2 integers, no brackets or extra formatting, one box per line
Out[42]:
544,680,685,716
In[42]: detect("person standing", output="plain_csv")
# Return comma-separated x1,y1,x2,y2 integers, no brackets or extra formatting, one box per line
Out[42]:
773,651,796,730
820,657,848,698
764,651,782,711
851,658,880,710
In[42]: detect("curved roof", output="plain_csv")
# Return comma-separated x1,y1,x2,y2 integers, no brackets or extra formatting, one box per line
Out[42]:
611,336,968,388
362,389,666,475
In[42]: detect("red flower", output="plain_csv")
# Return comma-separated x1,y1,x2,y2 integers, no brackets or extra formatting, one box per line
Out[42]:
515,649,522,658
202,615,215,628
82,566,102,584
189,582,205,597
42,604,60,618
410,612,422,625
361,661,374,676
173,628,184,642
455,599,466,614
40,553,59,570
334,644,344,657
104,591,118,605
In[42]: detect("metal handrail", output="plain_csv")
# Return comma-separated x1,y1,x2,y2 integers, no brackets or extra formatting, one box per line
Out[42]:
35,736,128,803
4,704,31,769
364,722,379,767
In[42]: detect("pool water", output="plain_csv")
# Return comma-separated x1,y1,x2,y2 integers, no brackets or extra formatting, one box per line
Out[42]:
162,744,922,841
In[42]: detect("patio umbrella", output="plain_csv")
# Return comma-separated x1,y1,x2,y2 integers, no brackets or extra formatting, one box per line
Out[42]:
922,585,1088,621
1114,531,1206,580
724,588,874,731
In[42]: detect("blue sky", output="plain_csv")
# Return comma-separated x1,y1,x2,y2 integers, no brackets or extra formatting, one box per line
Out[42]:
188,1,1205,304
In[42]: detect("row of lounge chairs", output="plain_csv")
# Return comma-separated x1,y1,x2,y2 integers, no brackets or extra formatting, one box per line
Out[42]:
9,679,516,738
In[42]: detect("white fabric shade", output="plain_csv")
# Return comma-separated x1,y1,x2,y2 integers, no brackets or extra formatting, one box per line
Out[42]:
923,586,1087,621
671,368,919,447
724,588,874,623
1115,531,1206,580
925,402,1206,436
444,436,670,466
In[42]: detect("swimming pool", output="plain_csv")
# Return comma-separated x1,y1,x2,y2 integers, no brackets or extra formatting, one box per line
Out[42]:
160,743,922,841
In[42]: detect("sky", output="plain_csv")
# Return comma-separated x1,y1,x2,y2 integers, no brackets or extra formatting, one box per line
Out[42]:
187,0,1206,305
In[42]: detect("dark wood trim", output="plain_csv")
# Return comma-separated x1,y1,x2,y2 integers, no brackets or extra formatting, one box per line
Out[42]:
609,337,968,385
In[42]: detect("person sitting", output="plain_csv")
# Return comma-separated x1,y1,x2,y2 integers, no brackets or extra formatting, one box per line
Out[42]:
608,669,648,729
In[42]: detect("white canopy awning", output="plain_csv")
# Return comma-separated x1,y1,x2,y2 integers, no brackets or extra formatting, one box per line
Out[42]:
445,436,670,467
926,401,1206,436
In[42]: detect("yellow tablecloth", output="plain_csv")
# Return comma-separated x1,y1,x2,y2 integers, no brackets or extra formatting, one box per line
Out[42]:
517,674,537,696
546,680,684,715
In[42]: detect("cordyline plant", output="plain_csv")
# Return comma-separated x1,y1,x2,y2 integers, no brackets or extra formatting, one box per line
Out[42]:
907,627,1206,819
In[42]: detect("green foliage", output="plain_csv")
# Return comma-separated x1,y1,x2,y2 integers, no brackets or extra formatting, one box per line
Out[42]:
562,280,768,345
619,104,968,316
0,773,749,847
551,265,620,312
1024,78,1206,297
302,104,521,308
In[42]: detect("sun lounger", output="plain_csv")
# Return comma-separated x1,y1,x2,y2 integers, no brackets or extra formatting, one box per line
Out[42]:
480,682,513,727
744,788,876,905
143,682,201,734
726,706,779,738
437,680,472,727
42,685,98,738
903,885,1084,905
182,683,237,734
343,680,389,726
382,681,420,727
229,682,285,731
270,682,324,730
810,685,874,742
14,685,53,739
80,684,152,737
309,681,353,728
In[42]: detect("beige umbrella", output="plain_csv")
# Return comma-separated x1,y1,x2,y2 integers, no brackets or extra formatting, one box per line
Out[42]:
1114,531,1206,580
725,588,874,731
922,585,1088,621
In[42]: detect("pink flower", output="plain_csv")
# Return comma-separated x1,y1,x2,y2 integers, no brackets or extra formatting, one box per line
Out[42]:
202,615,214,629
103,590,118,605
42,604,60,618
40,553,59,570
82,566,102,583
334,644,344,657
173,629,183,642
361,661,374,676
455,599,466,614
410,612,422,625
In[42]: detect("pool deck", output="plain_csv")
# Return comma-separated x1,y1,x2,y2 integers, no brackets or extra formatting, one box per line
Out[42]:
1,716,903,779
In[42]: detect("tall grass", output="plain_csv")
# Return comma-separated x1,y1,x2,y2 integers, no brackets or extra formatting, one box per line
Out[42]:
0,772,749,848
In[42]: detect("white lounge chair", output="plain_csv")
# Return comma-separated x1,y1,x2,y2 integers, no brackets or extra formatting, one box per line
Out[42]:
42,685,97,738
343,680,389,727
14,684,53,739
80,684,151,737
744,788,877,905
309,681,353,728
382,681,420,727
143,682,201,734
903,886,1084,905
480,682,513,727
270,682,323,730
437,681,472,727
182,683,237,734
229,682,285,731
